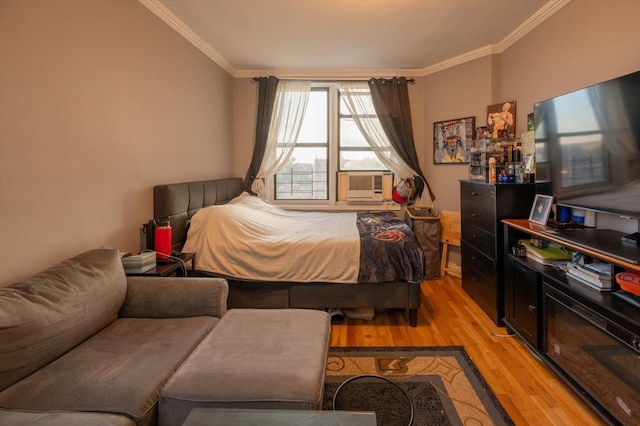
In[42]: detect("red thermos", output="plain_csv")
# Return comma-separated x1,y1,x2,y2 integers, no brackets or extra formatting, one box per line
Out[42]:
154,221,172,260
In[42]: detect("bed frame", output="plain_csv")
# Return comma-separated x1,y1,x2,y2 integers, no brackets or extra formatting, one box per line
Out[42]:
153,177,420,326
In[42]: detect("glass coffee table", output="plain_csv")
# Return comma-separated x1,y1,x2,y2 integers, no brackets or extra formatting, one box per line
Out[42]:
182,408,376,426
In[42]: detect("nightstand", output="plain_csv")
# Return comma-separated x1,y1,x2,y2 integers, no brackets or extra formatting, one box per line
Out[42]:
125,252,195,277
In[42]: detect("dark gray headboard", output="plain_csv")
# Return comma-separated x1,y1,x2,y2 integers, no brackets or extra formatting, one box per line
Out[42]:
153,177,244,250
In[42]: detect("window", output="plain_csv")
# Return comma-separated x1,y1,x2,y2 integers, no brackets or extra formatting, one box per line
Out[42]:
339,92,388,171
275,88,328,200
274,83,387,202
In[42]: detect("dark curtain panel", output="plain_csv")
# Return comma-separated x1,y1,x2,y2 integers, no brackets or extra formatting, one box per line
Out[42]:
369,77,435,201
243,76,279,193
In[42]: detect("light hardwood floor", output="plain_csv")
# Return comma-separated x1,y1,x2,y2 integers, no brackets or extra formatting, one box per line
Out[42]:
329,274,605,425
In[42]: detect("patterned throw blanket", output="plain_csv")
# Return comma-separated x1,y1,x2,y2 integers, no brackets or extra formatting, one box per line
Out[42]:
357,212,425,283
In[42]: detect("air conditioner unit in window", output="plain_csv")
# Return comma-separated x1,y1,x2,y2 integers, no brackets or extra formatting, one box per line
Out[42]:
346,172,384,202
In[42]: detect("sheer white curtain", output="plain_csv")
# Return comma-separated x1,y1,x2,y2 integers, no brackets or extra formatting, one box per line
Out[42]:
251,80,311,198
338,81,418,179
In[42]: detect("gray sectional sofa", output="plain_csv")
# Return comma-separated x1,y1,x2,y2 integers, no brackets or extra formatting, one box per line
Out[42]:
0,248,331,425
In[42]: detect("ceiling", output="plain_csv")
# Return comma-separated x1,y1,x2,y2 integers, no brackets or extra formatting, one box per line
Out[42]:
143,0,568,78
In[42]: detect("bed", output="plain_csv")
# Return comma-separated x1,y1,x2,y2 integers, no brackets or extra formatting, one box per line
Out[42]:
153,177,425,326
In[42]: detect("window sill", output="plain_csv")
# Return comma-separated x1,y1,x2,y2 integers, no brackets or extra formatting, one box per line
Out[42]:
276,201,401,212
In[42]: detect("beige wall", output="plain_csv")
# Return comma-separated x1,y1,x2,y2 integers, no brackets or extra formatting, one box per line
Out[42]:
420,56,495,212
501,0,640,138
0,0,235,286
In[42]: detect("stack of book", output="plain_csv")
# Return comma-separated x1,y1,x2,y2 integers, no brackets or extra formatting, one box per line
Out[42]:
567,262,613,291
121,251,156,274
519,239,573,267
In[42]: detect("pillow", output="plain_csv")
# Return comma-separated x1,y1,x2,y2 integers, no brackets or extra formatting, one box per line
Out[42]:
0,248,127,391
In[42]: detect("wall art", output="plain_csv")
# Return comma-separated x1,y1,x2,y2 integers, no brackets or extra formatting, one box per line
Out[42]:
433,116,475,164
487,101,516,138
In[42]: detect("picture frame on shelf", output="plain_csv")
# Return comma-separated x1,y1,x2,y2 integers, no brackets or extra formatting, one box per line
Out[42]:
487,100,516,138
433,116,475,164
529,194,554,225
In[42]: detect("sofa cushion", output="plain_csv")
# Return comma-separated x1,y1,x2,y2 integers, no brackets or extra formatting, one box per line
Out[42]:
0,316,218,426
0,248,127,391
0,409,135,426
159,309,331,426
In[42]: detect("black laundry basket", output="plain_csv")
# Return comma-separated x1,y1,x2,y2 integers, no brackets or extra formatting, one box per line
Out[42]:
404,207,440,279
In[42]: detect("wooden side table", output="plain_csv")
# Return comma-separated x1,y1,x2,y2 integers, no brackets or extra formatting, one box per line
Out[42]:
125,252,195,277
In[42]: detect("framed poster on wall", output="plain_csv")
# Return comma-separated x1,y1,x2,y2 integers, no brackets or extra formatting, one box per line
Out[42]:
433,117,475,164
487,101,516,138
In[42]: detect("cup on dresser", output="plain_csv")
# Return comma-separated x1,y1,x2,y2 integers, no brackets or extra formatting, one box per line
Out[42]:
571,208,585,225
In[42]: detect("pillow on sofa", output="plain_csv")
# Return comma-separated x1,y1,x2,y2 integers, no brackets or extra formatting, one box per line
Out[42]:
0,248,127,391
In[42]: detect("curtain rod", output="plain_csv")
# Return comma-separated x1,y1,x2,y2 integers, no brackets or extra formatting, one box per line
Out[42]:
251,77,415,84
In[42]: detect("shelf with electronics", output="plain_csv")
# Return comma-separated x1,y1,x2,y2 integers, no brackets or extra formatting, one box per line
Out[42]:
468,134,536,184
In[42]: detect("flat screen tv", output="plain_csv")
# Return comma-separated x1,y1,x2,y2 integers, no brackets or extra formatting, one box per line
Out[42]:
534,71,640,219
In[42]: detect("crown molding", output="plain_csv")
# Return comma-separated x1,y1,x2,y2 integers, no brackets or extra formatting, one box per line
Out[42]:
499,0,571,51
138,0,237,76
233,68,427,80
419,0,571,76
238,44,501,80
420,44,500,76
140,0,570,79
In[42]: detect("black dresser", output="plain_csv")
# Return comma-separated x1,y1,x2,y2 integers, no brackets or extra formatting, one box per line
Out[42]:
460,181,540,325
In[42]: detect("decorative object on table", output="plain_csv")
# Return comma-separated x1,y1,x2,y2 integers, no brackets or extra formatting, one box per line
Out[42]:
154,218,172,260
571,208,586,225
616,272,640,296
469,137,526,182
433,116,475,164
476,126,489,139
512,243,527,257
556,205,572,223
487,101,516,138
530,237,548,249
141,219,156,252
121,251,156,274
527,113,535,131
584,210,597,227
519,239,573,266
519,129,537,182
324,347,513,426
567,263,613,292
528,194,554,225
488,156,497,183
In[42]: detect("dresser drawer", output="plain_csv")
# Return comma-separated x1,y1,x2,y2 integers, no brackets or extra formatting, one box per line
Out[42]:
462,240,496,282
461,257,497,323
461,222,495,259
460,181,495,211
461,204,496,235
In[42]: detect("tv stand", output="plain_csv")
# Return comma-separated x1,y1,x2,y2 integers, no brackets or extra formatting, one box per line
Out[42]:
502,219,640,425
540,227,639,265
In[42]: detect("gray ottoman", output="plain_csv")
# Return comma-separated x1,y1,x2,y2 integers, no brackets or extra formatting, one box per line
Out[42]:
159,309,331,426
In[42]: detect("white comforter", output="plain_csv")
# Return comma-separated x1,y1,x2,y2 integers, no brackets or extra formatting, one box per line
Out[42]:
182,193,361,282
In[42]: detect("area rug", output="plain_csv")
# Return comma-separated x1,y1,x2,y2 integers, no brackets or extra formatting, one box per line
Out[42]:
323,347,513,426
